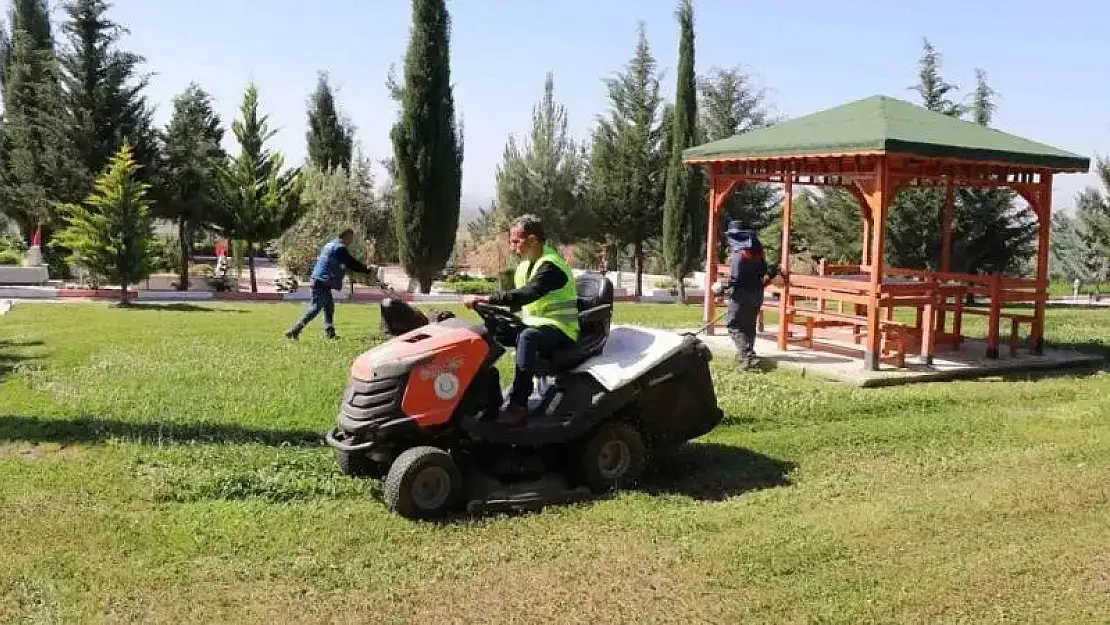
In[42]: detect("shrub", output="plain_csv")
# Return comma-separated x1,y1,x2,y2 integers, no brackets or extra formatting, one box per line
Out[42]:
0,249,22,265
444,278,500,294
654,276,679,289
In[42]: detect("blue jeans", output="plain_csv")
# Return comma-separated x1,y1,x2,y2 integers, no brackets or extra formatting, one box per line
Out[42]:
290,282,336,335
509,325,574,408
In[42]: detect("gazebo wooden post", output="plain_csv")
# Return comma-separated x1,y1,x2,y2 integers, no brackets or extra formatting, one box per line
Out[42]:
861,214,872,266
702,167,720,333
1032,173,1053,354
777,175,794,350
862,158,890,370
940,178,955,272
702,168,738,334
936,178,955,338
850,185,872,318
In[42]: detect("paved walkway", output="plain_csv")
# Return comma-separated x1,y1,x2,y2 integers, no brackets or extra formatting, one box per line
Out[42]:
692,327,1105,387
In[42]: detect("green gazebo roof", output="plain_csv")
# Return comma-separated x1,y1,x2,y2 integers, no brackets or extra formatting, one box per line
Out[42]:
682,95,1090,172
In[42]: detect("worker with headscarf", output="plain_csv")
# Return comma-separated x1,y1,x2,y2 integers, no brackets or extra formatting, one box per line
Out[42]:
714,220,780,369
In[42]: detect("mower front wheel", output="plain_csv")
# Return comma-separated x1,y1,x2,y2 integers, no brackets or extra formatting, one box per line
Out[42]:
383,446,463,520
576,422,647,493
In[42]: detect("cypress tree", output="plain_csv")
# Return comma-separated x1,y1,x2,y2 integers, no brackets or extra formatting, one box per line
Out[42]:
661,0,703,301
390,0,464,293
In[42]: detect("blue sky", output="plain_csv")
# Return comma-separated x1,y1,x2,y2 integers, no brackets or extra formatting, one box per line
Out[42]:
94,0,1107,214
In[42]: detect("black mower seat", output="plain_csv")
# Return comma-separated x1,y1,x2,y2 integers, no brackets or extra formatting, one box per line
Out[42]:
532,272,614,375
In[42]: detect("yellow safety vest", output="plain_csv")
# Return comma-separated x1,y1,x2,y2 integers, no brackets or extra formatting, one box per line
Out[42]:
514,244,579,341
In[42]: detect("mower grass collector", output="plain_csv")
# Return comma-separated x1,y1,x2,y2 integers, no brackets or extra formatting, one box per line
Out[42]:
324,272,725,520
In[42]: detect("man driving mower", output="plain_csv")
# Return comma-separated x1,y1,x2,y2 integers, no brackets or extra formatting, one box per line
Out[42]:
463,214,578,426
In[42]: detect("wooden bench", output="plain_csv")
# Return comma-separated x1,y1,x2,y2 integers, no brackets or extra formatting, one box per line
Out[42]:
789,308,911,368
961,309,1036,356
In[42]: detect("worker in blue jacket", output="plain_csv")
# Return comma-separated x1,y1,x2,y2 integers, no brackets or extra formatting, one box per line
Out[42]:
715,220,779,369
285,228,371,340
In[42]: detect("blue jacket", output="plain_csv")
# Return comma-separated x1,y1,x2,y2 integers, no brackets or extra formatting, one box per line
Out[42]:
311,238,368,290
726,229,771,299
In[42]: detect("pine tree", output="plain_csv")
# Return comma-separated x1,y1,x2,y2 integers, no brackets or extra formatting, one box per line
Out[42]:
209,84,304,292
886,38,962,269
951,69,1036,276
1050,211,1090,283
0,0,54,87
588,23,668,296
661,0,703,301
495,72,588,244
305,71,354,171
156,83,226,290
698,66,770,140
908,38,964,117
58,0,158,190
790,188,862,264
390,0,464,293
0,0,85,264
697,65,778,260
53,142,156,305
1066,159,1110,289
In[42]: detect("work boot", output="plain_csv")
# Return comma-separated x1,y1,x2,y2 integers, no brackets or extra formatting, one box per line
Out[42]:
497,403,527,426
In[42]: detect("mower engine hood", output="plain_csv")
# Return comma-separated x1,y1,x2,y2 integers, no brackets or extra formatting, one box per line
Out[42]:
350,321,487,382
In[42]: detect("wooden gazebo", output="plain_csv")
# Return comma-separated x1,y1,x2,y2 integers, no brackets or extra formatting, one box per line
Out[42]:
682,95,1090,370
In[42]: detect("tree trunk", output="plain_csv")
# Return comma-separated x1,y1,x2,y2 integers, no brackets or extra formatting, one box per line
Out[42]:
177,219,190,291
418,271,433,294
634,241,644,297
247,242,257,293
677,279,687,303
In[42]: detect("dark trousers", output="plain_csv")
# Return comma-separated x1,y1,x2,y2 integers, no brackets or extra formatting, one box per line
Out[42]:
727,292,762,363
290,282,336,335
509,325,574,408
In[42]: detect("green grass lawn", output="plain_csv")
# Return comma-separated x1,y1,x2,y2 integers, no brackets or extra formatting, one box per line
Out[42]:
1,301,1109,623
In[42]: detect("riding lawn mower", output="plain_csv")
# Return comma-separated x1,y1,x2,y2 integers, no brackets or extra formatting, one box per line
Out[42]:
324,272,724,519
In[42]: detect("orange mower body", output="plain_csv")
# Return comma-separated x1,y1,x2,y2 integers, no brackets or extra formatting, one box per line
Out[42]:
324,274,724,520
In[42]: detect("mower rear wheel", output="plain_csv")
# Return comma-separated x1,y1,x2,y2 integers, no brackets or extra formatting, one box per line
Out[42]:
577,422,647,493
336,449,385,478
383,446,463,520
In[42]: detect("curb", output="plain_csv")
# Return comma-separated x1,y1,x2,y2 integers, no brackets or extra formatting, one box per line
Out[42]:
0,286,713,305
7,286,1106,308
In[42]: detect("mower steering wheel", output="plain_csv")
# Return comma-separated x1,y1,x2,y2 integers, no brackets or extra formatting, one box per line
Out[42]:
473,302,524,344
473,302,522,327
